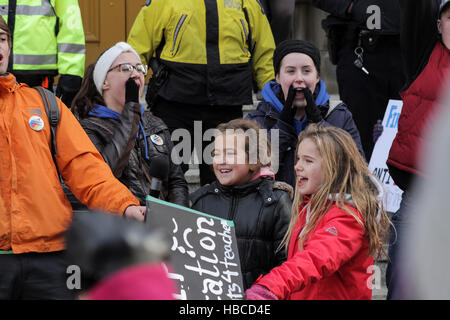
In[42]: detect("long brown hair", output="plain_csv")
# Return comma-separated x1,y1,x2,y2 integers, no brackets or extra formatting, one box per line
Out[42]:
281,124,390,259
71,63,106,118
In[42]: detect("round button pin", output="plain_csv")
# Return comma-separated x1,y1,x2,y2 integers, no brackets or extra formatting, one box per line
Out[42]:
29,116,45,131
150,134,164,146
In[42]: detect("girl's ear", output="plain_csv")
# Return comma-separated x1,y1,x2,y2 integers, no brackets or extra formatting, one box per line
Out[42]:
102,80,110,91
249,164,257,173
438,19,442,34
275,73,280,84
313,74,320,90
249,162,261,175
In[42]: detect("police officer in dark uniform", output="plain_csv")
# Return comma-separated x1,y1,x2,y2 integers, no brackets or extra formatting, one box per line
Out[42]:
311,0,404,160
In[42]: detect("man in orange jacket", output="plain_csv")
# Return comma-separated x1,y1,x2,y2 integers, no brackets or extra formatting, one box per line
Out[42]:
0,17,146,299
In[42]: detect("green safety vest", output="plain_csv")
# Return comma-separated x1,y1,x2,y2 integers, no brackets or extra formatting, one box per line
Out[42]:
0,0,85,77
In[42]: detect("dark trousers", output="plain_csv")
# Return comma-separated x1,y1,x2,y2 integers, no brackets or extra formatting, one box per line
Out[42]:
386,191,410,300
0,251,76,300
14,74,54,91
336,35,404,160
258,0,295,45
152,97,243,186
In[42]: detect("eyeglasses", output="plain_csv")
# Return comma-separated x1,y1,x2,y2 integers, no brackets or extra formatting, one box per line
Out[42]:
108,63,148,76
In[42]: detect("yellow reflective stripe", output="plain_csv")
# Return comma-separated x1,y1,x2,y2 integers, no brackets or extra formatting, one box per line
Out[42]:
16,5,54,16
58,43,85,54
0,0,54,16
14,54,57,65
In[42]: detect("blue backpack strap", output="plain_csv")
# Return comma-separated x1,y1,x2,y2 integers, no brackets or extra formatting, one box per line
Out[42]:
35,86,60,157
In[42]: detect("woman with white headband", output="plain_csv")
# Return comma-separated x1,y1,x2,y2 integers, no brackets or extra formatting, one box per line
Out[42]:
72,42,189,207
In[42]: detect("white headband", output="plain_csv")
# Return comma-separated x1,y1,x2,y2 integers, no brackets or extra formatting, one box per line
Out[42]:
93,42,141,95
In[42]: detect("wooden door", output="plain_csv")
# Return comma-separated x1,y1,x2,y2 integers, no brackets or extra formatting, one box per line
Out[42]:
79,0,145,69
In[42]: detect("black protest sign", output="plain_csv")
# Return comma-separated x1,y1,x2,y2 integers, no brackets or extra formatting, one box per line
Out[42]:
146,196,245,300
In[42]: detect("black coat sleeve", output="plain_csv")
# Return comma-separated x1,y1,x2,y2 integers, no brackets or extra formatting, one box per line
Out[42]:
399,0,441,90
80,102,141,177
272,191,292,267
161,129,190,207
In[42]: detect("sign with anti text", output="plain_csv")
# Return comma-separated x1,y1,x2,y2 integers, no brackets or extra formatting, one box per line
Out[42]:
368,100,404,213
146,196,244,300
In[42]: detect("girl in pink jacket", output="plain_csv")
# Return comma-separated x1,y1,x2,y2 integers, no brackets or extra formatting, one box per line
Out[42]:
246,124,391,300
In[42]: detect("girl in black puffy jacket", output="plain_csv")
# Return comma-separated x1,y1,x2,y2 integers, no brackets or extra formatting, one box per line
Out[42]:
190,119,292,289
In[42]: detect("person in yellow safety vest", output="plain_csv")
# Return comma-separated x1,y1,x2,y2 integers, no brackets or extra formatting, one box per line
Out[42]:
128,0,276,186
1,0,85,108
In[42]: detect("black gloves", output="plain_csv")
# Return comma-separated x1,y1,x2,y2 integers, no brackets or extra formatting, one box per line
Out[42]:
55,75,82,108
373,119,383,143
279,85,323,124
279,84,297,124
303,87,322,123
125,77,140,104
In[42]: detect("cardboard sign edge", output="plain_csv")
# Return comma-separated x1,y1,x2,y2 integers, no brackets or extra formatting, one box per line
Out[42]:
146,195,235,227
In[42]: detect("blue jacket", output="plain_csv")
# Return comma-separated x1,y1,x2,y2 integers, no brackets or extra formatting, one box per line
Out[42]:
245,81,364,189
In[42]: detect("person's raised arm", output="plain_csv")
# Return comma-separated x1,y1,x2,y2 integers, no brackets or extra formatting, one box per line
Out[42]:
55,100,141,215
81,79,141,177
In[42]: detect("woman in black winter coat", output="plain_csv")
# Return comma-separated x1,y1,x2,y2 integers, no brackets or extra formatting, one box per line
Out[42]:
72,42,189,207
246,40,364,189
190,119,292,289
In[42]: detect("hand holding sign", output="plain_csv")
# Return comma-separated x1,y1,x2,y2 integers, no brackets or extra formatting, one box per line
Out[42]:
123,205,146,222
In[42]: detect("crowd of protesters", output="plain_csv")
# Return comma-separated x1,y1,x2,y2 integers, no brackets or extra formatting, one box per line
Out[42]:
0,0,449,300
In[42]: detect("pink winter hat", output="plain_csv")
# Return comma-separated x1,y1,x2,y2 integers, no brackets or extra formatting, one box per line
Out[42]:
87,262,177,300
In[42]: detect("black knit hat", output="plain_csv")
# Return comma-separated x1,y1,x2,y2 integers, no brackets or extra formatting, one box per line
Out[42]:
273,40,321,75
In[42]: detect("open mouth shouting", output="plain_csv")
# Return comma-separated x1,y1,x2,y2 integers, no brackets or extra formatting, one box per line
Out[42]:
297,176,308,187
294,87,306,100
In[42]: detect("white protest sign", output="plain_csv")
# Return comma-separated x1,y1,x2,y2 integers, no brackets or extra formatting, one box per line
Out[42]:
368,100,404,213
